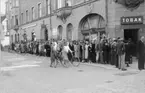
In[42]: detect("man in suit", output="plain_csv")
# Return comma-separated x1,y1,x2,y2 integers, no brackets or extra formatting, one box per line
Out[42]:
117,38,126,71
137,36,145,70
68,41,74,61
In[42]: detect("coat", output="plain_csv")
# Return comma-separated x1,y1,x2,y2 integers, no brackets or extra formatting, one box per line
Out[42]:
74,44,80,58
137,40,145,70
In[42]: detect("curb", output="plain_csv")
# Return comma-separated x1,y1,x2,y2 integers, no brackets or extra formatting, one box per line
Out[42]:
82,63,139,72
82,63,118,70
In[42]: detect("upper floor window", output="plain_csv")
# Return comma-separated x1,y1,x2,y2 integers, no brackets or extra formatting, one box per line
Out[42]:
32,7,35,20
21,13,23,24
15,0,19,6
38,3,42,18
26,10,29,22
6,2,8,13
12,16,14,27
65,0,72,6
46,0,50,14
15,15,18,25
57,0,62,9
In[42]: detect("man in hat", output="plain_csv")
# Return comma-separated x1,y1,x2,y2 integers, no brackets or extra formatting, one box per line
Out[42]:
117,38,126,71
111,38,117,65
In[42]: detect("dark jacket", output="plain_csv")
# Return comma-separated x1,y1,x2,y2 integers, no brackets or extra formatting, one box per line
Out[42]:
117,41,125,55
137,40,145,56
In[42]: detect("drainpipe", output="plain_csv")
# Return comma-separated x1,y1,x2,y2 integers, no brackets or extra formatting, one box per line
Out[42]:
49,0,52,40
0,0,2,68
105,0,108,36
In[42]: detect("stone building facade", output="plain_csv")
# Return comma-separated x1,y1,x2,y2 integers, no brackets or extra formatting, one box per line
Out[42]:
6,0,145,44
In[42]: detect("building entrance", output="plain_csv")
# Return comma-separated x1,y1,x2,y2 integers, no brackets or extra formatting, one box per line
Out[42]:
124,29,139,56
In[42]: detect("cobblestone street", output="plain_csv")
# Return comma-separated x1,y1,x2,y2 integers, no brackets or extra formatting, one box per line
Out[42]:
0,52,144,93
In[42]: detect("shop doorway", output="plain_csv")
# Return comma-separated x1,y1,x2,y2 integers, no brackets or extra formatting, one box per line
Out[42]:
124,29,139,56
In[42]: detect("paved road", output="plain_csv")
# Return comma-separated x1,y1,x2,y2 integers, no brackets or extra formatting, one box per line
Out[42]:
0,52,145,93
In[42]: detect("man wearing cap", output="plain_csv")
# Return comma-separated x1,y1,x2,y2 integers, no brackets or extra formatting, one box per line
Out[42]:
117,38,126,71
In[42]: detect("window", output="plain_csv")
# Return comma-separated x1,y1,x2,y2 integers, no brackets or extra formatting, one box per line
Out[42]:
46,0,50,14
12,16,14,27
15,0,19,6
57,0,62,9
26,10,29,22
21,13,23,24
15,15,18,25
6,2,9,13
65,0,72,6
32,7,34,20
38,3,42,18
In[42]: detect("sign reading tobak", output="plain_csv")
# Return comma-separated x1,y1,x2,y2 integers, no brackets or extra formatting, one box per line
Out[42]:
121,16,143,25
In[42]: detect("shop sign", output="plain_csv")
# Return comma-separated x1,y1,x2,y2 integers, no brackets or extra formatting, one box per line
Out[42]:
121,16,143,25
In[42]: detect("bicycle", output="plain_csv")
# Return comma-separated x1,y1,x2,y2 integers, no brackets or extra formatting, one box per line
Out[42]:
62,51,81,68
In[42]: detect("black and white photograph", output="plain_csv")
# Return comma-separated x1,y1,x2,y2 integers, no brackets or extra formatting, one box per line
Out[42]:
0,0,145,93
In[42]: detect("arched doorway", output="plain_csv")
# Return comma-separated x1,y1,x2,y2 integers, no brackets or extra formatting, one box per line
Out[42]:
79,13,105,41
67,23,73,40
57,25,63,40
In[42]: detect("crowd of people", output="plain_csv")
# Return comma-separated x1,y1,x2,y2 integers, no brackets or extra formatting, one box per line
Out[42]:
9,35,138,71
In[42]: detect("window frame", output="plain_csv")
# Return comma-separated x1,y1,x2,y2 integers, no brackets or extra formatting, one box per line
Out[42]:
21,13,24,24
46,0,50,14
32,7,35,20
38,3,42,18
26,10,29,22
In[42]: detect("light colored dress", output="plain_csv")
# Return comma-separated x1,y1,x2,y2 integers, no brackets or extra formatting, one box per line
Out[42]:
85,44,89,59
62,45,72,60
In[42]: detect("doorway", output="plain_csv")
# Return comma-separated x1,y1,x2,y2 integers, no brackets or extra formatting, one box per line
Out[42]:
124,29,139,56
45,29,48,41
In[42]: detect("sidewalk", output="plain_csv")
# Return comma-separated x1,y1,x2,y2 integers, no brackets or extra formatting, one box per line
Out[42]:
83,62,139,71
3,51,140,72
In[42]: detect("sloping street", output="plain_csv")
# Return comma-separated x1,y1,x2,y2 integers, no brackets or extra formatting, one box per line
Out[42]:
0,52,145,93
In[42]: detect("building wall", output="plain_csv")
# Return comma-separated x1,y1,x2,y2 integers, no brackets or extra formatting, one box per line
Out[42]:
11,0,106,42
107,0,145,38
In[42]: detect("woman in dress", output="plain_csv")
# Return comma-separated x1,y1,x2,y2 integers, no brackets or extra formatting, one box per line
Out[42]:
62,41,72,62
84,41,89,62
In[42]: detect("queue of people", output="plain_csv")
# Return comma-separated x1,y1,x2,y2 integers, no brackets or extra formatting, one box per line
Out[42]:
9,35,139,71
